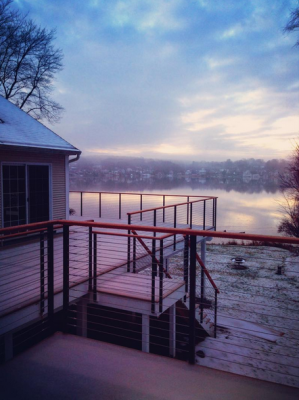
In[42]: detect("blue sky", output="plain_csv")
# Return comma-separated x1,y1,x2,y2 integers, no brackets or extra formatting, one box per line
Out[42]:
16,0,299,161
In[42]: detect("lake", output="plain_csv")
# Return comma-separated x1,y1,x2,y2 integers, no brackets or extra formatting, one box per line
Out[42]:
143,186,284,237
71,180,284,237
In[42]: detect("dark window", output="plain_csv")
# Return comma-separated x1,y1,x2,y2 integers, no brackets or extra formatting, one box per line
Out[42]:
2,164,50,227
2,165,26,227
28,165,49,223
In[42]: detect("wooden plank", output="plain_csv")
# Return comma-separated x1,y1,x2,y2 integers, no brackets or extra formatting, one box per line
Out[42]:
97,273,184,302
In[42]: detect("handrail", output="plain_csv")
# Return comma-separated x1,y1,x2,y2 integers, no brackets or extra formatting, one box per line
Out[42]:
127,198,211,216
195,252,219,294
0,220,53,235
184,235,219,293
131,230,172,279
92,230,173,241
0,219,95,237
0,224,63,240
0,220,92,240
70,190,217,200
1,219,299,244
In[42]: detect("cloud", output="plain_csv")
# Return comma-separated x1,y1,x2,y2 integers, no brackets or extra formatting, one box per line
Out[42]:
107,0,185,32
178,83,299,160
16,0,299,161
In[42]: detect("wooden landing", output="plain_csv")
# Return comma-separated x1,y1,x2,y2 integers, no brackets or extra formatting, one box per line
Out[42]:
97,273,185,302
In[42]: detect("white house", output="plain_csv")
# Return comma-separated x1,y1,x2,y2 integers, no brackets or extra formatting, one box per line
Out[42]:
0,96,81,228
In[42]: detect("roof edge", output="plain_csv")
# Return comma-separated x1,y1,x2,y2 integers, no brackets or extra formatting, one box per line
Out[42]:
0,143,81,155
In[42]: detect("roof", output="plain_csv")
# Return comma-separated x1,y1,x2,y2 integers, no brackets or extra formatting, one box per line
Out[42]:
0,96,81,155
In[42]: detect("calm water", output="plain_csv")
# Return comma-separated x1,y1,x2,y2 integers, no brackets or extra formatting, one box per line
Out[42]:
71,181,284,237
143,186,283,237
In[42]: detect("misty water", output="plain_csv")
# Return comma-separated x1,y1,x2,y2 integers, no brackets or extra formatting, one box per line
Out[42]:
157,186,283,237
71,180,284,237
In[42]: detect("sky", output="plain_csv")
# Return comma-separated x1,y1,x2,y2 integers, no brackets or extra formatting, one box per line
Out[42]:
15,0,299,161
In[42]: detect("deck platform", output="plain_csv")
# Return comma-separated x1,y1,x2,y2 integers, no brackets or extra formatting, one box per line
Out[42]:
1,220,203,334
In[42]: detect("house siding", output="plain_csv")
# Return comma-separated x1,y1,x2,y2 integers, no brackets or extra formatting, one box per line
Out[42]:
0,150,66,227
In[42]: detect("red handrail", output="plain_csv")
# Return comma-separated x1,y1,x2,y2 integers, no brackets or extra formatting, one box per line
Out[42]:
1,220,299,245
92,230,173,241
131,230,172,279
183,235,219,293
127,198,213,216
195,253,219,294
0,225,63,240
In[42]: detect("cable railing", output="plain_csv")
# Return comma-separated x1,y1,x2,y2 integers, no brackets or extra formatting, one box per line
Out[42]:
127,198,216,233
69,190,217,227
0,220,299,388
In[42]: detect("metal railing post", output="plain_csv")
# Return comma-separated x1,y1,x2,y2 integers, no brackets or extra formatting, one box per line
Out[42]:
119,193,121,220
214,291,218,338
187,196,190,225
88,226,92,291
133,236,136,273
127,214,131,272
189,234,196,365
93,233,97,302
190,203,193,229
140,194,143,221
99,192,101,218
47,224,54,331
163,195,165,223
159,239,164,313
200,264,204,323
173,205,177,250
203,200,206,230
214,198,217,230
212,198,217,230
40,232,45,316
199,237,205,323
153,209,157,237
80,192,83,216
184,235,189,302
63,225,69,333
151,238,156,313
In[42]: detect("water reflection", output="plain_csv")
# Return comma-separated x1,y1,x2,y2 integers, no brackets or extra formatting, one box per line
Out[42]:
70,177,280,195
141,187,283,237
70,179,284,237
210,189,282,237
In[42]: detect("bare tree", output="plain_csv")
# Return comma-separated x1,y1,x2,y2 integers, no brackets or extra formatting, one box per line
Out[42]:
278,199,299,237
0,0,63,123
284,2,299,46
278,143,299,237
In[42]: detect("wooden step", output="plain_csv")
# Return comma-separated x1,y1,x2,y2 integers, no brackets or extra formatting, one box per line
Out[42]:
97,273,185,302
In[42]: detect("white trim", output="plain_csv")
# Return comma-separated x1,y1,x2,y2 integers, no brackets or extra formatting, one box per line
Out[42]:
0,162,53,226
65,155,69,220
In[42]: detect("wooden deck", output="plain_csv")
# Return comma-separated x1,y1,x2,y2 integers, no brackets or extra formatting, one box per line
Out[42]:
0,223,191,334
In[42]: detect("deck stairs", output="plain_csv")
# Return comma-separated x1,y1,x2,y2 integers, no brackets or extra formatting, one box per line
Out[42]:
183,299,216,338
182,247,219,338
199,311,216,337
